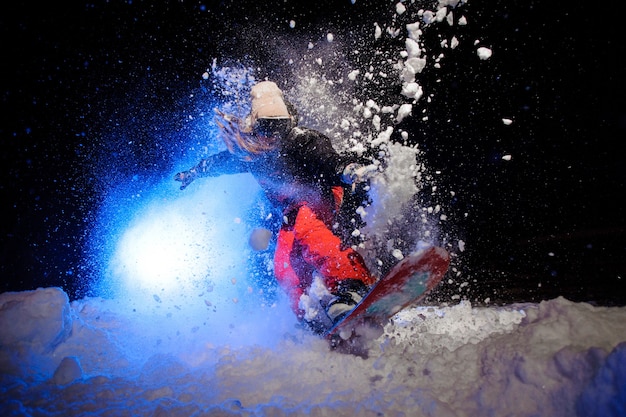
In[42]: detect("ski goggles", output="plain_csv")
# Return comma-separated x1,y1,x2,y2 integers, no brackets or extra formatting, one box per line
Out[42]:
253,117,293,139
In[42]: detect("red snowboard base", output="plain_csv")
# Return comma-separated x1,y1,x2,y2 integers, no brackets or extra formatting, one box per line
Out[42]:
325,246,450,352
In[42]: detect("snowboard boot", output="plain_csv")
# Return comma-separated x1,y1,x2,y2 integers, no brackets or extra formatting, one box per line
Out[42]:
326,279,370,325
301,316,329,336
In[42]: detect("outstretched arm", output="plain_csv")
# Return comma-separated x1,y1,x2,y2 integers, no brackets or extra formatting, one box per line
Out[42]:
174,151,247,190
174,158,211,190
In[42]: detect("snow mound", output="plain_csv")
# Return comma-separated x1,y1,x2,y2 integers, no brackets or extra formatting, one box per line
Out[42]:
1,288,625,416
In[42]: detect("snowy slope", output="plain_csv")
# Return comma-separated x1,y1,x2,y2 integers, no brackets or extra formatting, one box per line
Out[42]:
1,287,624,416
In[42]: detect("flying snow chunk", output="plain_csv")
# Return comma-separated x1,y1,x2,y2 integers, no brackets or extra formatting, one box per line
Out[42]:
406,22,420,41
446,11,454,26
477,47,493,60
396,103,413,123
502,118,513,125
249,228,272,251
402,82,423,100
327,33,334,42
422,10,435,24
371,126,394,147
289,20,296,29
435,7,448,22
502,154,512,161
374,23,382,39
396,2,406,15
405,38,421,58
406,57,426,74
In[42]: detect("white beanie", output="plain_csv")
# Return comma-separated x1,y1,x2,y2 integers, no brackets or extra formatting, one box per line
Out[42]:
250,81,290,121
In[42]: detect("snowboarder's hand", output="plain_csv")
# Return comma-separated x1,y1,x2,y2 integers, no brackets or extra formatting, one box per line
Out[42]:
215,109,250,139
174,170,197,190
342,163,378,191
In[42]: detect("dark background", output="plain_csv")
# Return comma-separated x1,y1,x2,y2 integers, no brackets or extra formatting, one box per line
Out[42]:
1,1,624,305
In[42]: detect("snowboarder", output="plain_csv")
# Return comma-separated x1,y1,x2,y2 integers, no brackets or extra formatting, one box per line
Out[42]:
175,81,378,333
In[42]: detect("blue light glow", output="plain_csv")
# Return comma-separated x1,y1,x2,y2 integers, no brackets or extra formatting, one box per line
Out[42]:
88,170,296,349
98,172,258,292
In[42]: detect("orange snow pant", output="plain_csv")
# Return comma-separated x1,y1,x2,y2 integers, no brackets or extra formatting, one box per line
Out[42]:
274,190,376,319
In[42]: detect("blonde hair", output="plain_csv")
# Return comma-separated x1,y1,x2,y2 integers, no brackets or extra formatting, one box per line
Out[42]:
214,109,279,159
215,81,293,159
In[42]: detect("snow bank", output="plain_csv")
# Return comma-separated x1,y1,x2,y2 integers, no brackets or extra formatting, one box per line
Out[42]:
1,287,625,416
0,288,72,354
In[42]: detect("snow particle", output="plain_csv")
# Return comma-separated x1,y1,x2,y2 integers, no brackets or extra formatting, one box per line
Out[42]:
374,23,382,39
422,11,435,24
405,38,421,58
396,103,413,123
249,228,272,251
435,7,448,22
477,47,493,60
401,82,423,100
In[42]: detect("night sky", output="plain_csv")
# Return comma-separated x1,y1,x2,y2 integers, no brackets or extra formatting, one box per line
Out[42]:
1,1,624,305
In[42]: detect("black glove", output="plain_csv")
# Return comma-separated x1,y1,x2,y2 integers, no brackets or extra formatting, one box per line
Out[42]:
174,169,198,190
342,163,379,192
342,163,378,184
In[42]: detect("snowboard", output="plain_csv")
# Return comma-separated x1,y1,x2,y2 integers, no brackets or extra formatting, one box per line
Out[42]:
325,246,450,348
